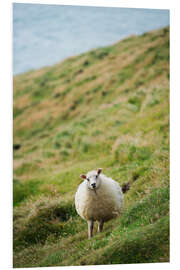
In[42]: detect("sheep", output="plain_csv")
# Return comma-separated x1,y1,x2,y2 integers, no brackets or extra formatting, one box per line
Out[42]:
75,168,130,238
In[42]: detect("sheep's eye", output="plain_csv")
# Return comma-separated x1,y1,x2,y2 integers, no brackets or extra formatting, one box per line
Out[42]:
95,174,98,178
86,178,90,182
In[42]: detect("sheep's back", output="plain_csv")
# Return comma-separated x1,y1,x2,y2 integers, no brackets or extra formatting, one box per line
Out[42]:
75,178,123,221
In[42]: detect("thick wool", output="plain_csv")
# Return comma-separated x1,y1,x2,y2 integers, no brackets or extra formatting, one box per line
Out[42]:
75,171,124,222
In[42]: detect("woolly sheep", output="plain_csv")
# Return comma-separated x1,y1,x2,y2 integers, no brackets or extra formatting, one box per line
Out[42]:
75,168,129,238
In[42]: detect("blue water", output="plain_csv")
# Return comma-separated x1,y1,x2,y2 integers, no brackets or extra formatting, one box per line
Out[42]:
13,4,169,75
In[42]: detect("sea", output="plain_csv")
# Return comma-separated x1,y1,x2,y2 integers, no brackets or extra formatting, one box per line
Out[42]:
13,3,169,75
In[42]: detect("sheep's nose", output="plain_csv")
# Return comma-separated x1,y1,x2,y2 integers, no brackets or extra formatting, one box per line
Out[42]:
91,183,96,188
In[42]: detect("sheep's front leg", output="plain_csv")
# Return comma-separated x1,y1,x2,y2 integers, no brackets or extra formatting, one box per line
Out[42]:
88,220,94,238
98,220,104,233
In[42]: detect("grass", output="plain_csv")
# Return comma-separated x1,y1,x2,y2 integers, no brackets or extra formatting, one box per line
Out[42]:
13,26,169,267
13,179,42,207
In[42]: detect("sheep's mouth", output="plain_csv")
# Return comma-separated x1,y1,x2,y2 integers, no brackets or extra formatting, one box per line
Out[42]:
88,185,97,190
89,187,96,190
90,186,99,194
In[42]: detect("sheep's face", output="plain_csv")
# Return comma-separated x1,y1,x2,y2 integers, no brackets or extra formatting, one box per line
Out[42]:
80,168,102,190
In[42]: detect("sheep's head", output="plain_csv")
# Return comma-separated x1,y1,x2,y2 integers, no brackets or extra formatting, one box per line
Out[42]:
80,168,102,190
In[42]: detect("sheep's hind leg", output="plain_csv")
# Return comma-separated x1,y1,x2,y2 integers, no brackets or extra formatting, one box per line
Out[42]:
98,220,104,233
88,220,94,239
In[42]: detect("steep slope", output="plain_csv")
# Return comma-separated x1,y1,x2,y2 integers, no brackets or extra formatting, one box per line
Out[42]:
13,26,169,267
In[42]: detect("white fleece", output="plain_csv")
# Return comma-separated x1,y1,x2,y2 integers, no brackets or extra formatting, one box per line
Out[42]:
75,172,124,222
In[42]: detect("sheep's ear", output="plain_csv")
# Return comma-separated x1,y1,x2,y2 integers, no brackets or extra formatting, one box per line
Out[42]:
97,168,102,175
80,174,86,179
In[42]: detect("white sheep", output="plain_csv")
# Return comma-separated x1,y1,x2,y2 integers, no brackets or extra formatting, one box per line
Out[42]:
75,168,129,238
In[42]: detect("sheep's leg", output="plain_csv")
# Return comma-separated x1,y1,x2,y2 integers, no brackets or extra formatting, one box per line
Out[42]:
88,220,94,238
98,220,104,233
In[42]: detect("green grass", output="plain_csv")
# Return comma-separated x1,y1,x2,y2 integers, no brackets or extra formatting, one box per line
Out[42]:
13,186,169,267
13,26,169,267
13,199,78,249
13,179,42,207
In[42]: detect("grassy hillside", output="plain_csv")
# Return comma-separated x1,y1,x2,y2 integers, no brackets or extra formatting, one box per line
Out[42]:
13,26,169,267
